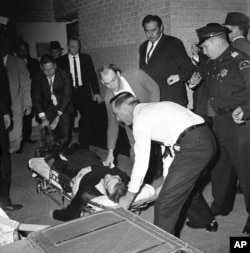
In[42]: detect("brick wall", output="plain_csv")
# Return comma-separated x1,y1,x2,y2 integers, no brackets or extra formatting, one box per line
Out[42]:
52,0,249,105
53,0,249,69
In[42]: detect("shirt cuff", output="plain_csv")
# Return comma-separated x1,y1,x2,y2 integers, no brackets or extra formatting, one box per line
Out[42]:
38,112,46,118
57,111,63,116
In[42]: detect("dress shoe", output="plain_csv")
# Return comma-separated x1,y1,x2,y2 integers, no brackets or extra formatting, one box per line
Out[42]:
186,219,218,232
242,226,250,235
2,204,23,211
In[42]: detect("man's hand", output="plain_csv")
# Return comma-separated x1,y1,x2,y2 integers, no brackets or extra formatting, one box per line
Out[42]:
94,94,102,104
118,191,136,210
187,72,202,89
23,105,31,115
49,115,60,130
3,114,11,129
41,116,49,128
103,150,115,168
167,74,180,85
232,106,245,125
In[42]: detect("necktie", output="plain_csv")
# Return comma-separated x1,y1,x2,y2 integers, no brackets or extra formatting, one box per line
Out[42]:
49,77,57,106
73,56,79,87
146,42,154,63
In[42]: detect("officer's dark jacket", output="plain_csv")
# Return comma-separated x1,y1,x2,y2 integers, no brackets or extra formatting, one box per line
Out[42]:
203,46,250,119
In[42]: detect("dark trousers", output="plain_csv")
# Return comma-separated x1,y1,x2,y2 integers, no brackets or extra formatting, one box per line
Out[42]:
72,86,93,148
154,125,216,235
211,114,250,226
0,115,12,207
45,104,73,148
22,108,34,141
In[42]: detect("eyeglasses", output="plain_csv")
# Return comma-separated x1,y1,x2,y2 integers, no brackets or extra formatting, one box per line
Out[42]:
102,75,117,86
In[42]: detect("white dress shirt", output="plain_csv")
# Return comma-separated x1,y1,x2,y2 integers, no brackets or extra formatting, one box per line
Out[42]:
68,53,83,87
145,33,162,63
128,101,204,193
113,76,136,97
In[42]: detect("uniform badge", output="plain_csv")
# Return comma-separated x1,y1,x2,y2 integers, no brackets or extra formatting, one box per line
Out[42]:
218,68,228,78
231,51,239,58
238,60,250,70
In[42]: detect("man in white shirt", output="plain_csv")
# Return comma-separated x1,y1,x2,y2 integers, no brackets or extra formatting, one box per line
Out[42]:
111,92,217,235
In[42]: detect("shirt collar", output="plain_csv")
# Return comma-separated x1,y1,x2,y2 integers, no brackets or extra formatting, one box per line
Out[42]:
232,36,246,42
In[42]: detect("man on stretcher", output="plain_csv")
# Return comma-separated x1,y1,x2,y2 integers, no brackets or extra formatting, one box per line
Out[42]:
29,148,163,222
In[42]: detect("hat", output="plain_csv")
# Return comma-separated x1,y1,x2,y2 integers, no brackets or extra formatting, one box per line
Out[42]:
196,23,229,46
224,12,250,28
48,41,63,51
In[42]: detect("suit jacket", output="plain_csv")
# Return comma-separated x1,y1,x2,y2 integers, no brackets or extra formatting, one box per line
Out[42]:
78,165,129,198
139,34,194,106
57,53,100,96
0,60,11,176
104,68,160,150
32,67,73,120
5,54,32,114
232,37,250,56
26,55,41,81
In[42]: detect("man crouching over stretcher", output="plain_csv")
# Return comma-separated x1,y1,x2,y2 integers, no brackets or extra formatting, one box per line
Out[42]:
51,164,129,221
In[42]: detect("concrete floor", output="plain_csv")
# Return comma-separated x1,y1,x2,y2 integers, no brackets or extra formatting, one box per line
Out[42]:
5,142,249,253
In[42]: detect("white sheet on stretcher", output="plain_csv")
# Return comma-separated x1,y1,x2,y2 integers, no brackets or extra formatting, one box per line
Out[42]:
29,158,156,208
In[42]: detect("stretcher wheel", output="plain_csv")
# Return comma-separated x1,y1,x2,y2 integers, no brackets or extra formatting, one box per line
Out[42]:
36,181,43,194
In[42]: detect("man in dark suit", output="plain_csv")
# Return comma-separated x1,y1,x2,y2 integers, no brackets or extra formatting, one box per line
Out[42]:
139,14,194,107
139,14,195,180
52,164,129,221
223,12,250,56
16,39,41,152
57,36,102,150
32,54,73,149
0,31,23,211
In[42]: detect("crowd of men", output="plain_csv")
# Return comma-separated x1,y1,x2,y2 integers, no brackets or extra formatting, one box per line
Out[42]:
0,11,250,238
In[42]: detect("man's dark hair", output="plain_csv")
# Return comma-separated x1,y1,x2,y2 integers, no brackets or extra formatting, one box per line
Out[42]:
40,53,56,66
68,36,81,45
17,39,29,51
106,181,127,203
142,14,163,28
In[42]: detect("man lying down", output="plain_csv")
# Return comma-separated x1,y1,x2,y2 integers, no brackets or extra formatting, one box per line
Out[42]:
29,148,162,222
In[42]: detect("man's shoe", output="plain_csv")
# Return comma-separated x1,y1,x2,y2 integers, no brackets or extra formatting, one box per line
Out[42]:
186,219,218,232
242,226,250,235
2,204,23,211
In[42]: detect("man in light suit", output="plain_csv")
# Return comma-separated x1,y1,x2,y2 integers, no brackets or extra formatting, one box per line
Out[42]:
57,36,102,150
0,36,32,153
139,14,194,107
99,64,160,168
32,54,73,148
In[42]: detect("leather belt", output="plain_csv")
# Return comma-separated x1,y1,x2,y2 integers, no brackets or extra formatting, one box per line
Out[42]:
214,107,236,115
175,123,206,145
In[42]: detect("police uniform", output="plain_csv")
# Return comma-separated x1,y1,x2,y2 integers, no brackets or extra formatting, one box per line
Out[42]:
197,23,250,233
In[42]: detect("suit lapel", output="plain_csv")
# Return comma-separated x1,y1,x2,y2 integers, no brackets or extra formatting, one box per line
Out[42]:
148,35,166,63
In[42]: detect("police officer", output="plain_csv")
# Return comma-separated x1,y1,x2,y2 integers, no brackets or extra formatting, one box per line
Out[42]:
195,23,250,235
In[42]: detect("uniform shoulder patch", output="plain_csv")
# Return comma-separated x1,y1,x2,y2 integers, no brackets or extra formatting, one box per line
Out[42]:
231,51,239,58
238,60,250,70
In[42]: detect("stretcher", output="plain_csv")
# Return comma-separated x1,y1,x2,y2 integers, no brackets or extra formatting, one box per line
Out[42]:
28,156,158,215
